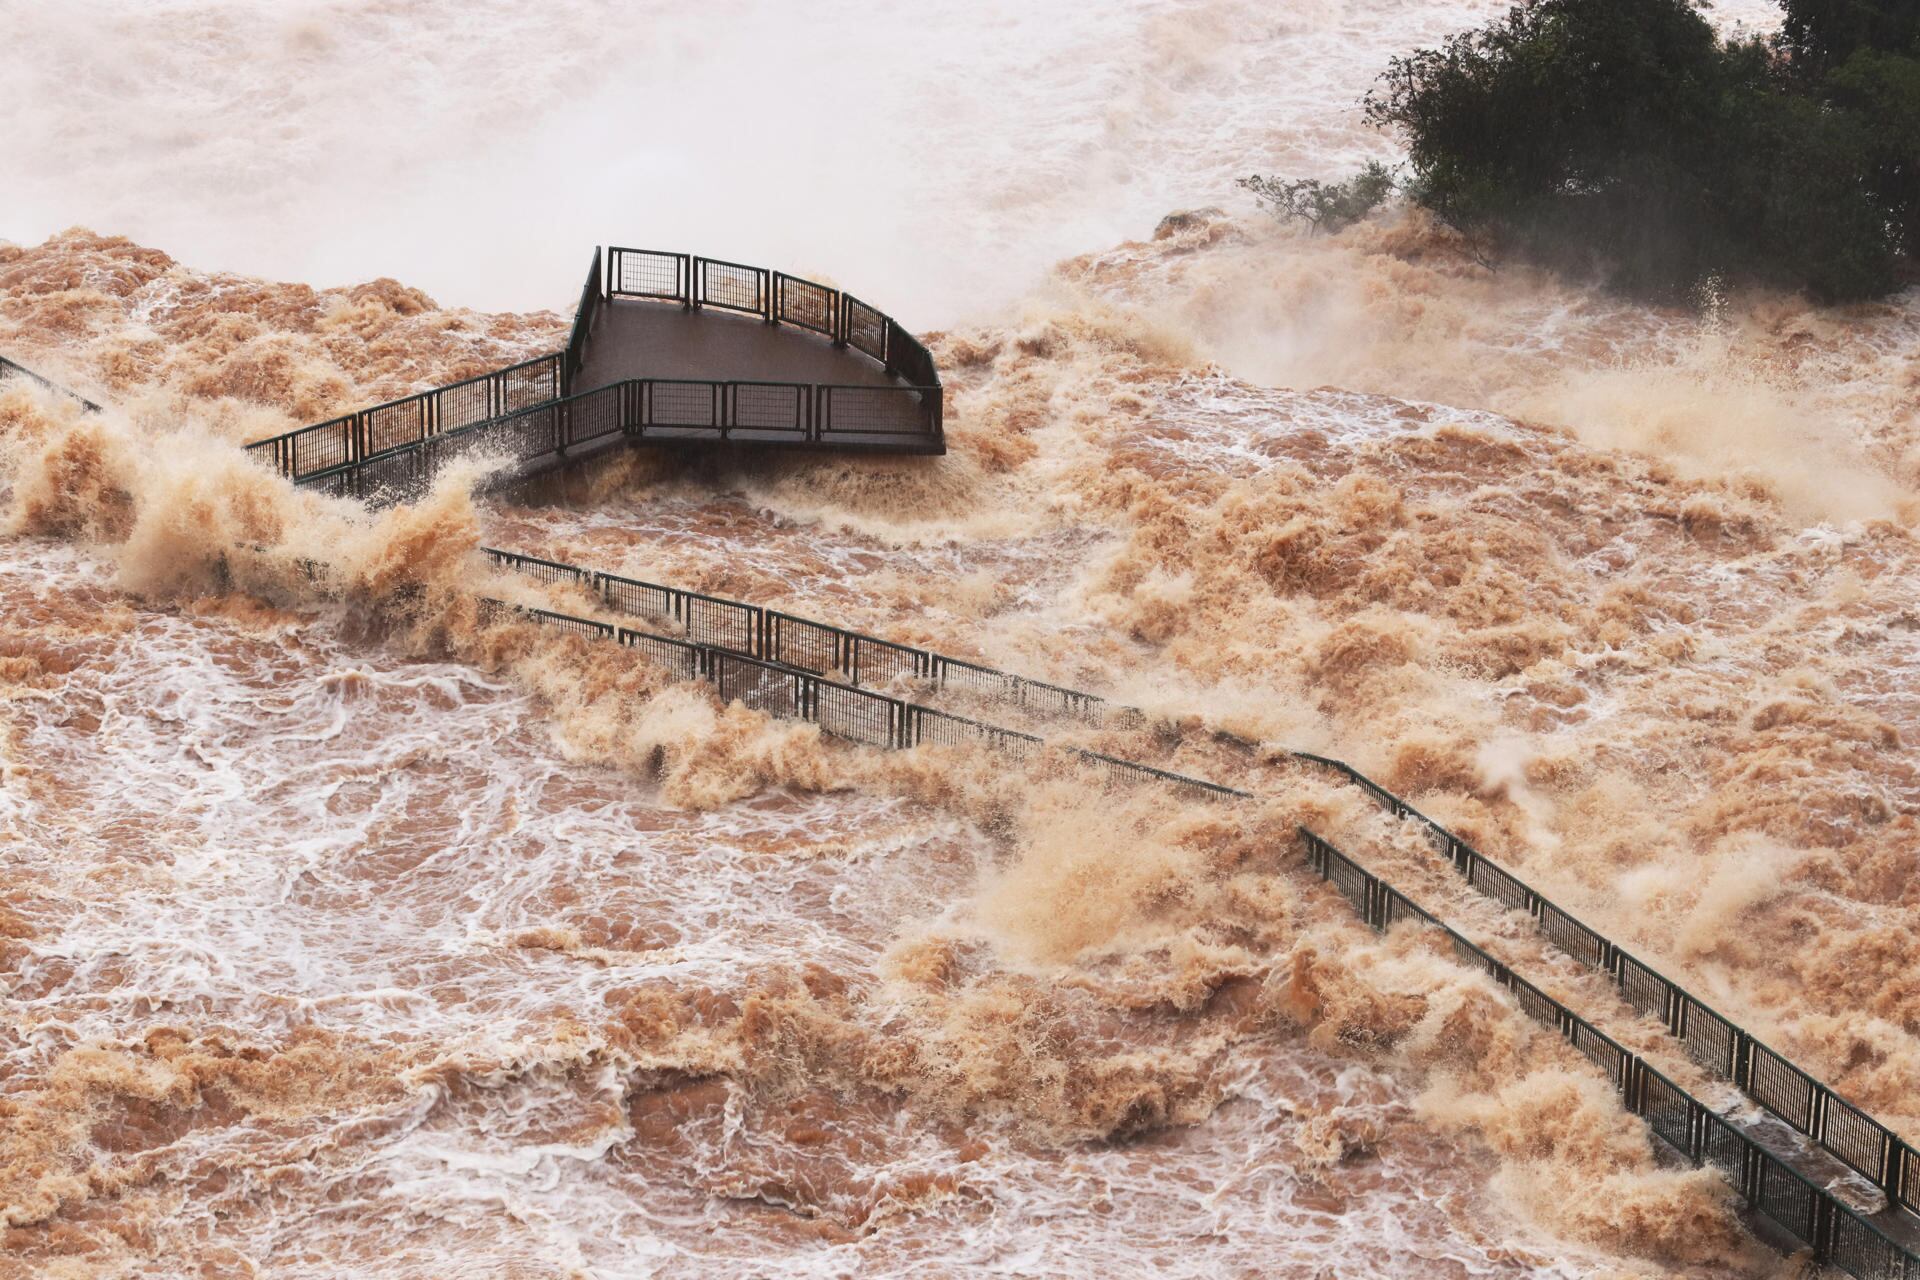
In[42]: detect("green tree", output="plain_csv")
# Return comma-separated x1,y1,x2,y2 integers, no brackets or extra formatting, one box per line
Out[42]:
1363,0,1910,301
1778,0,1920,80
1238,163,1398,234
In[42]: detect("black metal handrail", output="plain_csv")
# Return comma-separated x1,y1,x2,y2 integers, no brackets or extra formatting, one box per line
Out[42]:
565,247,603,388
484,549,1119,728
245,246,945,487
472,556,1915,1277
282,371,941,502
481,544,1920,1234
605,248,943,395
1299,828,1918,1280
0,354,101,412
244,352,565,482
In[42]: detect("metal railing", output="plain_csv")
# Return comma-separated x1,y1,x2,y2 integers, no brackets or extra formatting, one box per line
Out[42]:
244,246,945,489
0,354,101,412
480,550,1245,800
1291,751,1920,1230
481,545,1920,1240
243,353,565,482
606,248,944,394
1300,829,1917,1280
565,247,604,388
476,545,1915,1276
278,372,939,502
485,549,1116,724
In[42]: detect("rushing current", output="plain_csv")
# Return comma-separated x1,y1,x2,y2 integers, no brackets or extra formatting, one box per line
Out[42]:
3,1,1917,1276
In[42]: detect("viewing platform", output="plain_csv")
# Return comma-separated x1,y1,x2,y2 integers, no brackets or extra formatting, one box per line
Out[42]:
243,246,944,504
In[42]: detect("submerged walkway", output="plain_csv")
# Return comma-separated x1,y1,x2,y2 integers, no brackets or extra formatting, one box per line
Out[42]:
473,544,1920,1280
243,247,944,503
0,354,101,412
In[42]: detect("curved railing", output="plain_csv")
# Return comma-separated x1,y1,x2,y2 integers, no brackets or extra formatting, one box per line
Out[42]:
476,545,1920,1278
0,354,101,412
243,247,943,493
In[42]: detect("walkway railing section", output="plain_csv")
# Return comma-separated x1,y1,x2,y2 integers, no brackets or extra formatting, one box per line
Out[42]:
287,370,939,502
565,247,604,389
605,247,942,395
1300,830,1916,1280
481,548,1240,804
245,247,944,490
478,543,1915,1277
244,353,564,483
1295,751,1920,1230
484,549,1110,722
483,544,1920,1245
0,354,101,412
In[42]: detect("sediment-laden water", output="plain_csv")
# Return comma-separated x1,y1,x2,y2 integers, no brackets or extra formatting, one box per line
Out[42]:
3,2,1916,1276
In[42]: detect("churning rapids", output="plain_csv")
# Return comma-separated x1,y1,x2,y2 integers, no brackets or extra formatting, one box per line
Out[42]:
4,1,1919,1277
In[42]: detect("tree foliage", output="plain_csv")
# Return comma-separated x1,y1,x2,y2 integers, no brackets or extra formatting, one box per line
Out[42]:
1363,0,1920,301
1237,162,1398,234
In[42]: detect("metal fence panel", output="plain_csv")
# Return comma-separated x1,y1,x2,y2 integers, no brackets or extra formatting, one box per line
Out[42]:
600,573,678,627
1752,1151,1821,1248
619,628,702,682
501,355,561,413
713,652,806,719
1678,996,1739,1080
848,634,924,687
1467,856,1532,913
1901,1144,1920,1218
0,354,101,410
527,608,615,643
486,549,590,591
685,595,758,654
1016,679,1103,721
1821,1094,1893,1185
842,294,887,362
1380,886,1434,930
697,258,769,318
935,656,1018,700
291,417,356,479
1617,952,1673,1025
768,612,843,675
1447,930,1503,980
648,380,722,430
1748,1042,1818,1133
1538,900,1607,969
885,326,938,386
730,382,807,435
353,445,421,501
1509,974,1564,1030
1322,845,1374,922
567,246,603,386
610,248,688,301
1699,1110,1750,1194
818,385,932,437
1640,1066,1695,1158
816,682,898,749
497,404,561,461
566,383,625,446
436,374,495,432
362,397,427,456
775,273,837,336
1829,1206,1909,1280
1570,1016,1628,1088
908,706,1042,760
